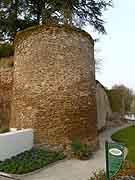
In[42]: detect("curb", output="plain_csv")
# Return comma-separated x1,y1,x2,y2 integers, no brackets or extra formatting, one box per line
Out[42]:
0,159,67,179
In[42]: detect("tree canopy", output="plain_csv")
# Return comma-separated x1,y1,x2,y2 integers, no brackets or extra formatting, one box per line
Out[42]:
0,0,112,42
107,84,134,114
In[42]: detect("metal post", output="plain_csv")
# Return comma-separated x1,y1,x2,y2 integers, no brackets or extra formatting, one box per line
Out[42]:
105,141,110,180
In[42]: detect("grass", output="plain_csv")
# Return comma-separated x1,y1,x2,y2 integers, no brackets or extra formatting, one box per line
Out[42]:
112,125,135,163
0,148,65,174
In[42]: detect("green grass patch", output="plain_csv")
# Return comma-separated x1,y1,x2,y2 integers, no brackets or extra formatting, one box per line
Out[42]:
112,126,135,163
0,148,65,174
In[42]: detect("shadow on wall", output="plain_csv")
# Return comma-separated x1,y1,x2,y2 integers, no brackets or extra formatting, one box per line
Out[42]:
0,56,14,69
0,113,9,131
0,65,13,131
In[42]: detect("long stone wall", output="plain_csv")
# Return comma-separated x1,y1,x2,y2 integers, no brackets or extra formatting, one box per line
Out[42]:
96,81,112,131
10,25,98,151
0,67,13,130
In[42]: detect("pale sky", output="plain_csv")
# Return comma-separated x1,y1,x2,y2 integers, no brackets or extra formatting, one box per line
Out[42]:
86,0,135,90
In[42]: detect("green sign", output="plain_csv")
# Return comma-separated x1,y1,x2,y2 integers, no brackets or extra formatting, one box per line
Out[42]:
105,141,125,179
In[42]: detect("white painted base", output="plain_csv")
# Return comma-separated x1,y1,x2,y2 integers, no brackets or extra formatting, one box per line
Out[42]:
0,129,33,161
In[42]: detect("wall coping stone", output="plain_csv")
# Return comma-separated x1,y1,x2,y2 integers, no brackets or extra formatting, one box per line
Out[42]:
14,24,94,46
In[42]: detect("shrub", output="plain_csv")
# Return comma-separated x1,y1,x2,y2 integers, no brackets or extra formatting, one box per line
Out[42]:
0,148,65,174
0,44,14,58
0,128,9,134
71,138,92,160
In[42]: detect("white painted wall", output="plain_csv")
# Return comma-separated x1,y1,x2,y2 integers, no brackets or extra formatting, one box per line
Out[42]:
0,129,33,161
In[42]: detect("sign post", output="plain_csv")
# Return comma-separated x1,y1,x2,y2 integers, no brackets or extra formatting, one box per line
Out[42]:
105,141,125,179
105,141,110,180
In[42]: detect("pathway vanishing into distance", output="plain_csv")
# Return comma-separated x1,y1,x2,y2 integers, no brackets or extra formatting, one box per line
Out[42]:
20,124,130,180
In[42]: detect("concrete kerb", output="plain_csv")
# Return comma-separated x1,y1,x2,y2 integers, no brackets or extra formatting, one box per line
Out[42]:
0,159,67,179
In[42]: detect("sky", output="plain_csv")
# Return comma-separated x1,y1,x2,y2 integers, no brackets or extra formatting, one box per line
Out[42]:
86,0,135,90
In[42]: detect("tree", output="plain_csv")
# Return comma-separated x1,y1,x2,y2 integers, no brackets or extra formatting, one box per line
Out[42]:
0,0,112,42
28,0,62,24
107,85,134,115
55,0,112,33
0,0,36,42
130,95,135,113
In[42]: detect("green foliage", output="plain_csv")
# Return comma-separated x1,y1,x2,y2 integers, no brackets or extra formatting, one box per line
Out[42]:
0,0,37,42
112,126,135,163
0,0,112,42
55,0,112,33
107,85,134,113
71,138,92,160
0,148,65,174
107,89,123,112
0,44,14,57
0,128,9,134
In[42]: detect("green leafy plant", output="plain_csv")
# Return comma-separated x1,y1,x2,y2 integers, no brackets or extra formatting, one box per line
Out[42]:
0,148,65,174
0,44,14,58
71,138,92,160
0,128,9,134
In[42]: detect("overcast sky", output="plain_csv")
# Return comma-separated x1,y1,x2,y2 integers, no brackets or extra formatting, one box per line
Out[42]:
86,0,135,90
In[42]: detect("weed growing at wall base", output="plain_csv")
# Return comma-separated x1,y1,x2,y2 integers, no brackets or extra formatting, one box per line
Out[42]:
71,138,92,160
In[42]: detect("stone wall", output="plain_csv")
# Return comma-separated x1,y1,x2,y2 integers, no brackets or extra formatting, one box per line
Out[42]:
96,81,112,131
0,66,13,130
0,56,14,69
11,25,98,151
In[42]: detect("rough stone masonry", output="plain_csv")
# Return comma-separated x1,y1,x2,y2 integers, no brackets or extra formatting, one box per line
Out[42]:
0,67,13,131
10,24,98,151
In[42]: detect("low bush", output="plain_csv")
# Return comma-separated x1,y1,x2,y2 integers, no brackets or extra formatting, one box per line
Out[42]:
0,129,9,134
71,138,92,160
0,148,65,174
0,44,14,58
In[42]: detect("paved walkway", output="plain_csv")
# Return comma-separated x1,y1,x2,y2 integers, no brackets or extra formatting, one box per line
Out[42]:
18,124,130,180
0,177,11,180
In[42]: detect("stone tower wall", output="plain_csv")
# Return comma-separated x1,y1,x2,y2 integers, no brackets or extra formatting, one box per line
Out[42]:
11,25,98,150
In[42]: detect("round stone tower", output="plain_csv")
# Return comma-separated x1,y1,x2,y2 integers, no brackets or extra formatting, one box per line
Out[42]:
11,25,98,150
